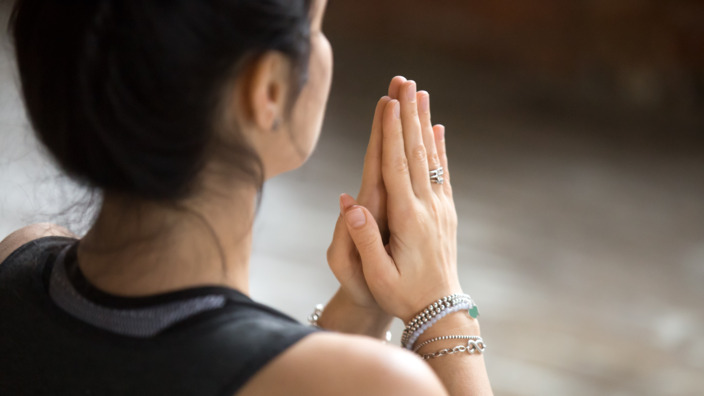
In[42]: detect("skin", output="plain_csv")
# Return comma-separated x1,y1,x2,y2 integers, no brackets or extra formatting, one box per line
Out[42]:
0,0,493,394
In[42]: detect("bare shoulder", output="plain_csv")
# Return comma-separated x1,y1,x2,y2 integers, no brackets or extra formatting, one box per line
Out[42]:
0,223,76,264
236,331,448,396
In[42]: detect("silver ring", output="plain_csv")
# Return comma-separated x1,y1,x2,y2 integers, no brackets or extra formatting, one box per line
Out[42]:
430,167,444,184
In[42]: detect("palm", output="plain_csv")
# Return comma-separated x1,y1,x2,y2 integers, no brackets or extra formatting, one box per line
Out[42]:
326,78,404,311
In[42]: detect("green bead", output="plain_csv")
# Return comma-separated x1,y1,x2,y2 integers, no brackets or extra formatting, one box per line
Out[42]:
468,305,480,319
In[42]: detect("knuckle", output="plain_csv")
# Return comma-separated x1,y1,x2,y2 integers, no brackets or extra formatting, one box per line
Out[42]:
429,199,442,216
429,152,441,167
411,145,427,162
356,232,378,251
444,181,453,195
397,204,415,219
399,205,427,227
392,156,409,174
407,104,418,117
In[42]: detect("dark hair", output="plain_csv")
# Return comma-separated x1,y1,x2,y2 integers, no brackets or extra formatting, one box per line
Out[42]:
9,0,312,201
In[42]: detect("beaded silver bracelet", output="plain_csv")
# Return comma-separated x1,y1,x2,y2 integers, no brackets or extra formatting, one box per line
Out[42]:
421,337,486,360
401,294,479,348
413,335,482,353
405,302,470,349
401,294,470,347
307,304,324,327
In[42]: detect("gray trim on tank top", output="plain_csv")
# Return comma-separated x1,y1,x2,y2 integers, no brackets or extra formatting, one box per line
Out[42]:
48,245,226,338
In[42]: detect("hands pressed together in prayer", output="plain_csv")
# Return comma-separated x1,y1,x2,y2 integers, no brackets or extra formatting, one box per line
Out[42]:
320,76,463,334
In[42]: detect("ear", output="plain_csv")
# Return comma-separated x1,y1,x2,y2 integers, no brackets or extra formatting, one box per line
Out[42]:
244,51,291,133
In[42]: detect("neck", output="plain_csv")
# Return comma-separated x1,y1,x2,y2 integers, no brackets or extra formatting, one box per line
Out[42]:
77,187,258,297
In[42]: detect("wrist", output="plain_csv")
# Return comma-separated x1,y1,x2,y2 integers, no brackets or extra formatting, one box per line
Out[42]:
317,288,393,339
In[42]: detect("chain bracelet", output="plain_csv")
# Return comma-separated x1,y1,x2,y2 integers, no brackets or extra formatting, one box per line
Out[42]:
421,338,486,360
413,335,482,353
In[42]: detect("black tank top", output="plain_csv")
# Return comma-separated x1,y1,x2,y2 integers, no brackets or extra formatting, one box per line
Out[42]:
0,236,318,395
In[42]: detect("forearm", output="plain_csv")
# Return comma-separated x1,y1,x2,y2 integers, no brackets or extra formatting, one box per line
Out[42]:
316,288,393,339
415,315,493,396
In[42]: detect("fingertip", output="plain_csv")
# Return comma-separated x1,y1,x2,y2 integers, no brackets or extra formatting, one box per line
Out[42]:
418,91,430,114
339,193,355,212
400,80,417,103
385,99,400,119
388,76,407,98
433,124,445,140
378,95,391,106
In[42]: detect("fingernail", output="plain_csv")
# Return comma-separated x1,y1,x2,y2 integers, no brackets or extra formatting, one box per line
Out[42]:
419,91,429,113
392,100,400,119
345,207,366,228
407,81,416,102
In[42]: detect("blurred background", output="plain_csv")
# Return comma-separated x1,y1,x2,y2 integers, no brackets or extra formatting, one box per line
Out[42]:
1,1,703,394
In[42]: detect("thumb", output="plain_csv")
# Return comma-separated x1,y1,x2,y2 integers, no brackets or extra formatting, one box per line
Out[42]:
341,198,398,282
327,195,355,263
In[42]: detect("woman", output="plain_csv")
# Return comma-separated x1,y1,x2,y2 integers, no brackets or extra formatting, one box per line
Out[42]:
0,0,493,394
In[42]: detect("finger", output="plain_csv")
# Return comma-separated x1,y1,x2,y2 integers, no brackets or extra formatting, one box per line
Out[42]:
433,124,451,187
342,203,399,283
381,99,415,203
388,76,407,100
338,193,358,248
327,194,357,271
327,216,354,270
330,215,353,255
360,96,391,209
399,81,432,197
417,91,441,179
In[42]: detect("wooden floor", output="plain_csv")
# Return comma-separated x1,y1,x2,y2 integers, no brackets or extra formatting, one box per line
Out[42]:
1,6,703,394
